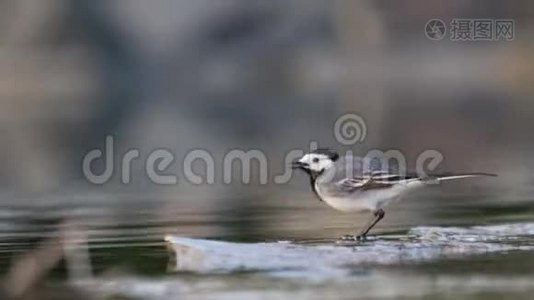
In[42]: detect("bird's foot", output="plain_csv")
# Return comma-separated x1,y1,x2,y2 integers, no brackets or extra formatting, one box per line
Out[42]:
339,234,366,242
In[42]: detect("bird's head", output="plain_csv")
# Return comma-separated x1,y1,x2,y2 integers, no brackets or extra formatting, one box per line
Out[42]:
292,149,339,175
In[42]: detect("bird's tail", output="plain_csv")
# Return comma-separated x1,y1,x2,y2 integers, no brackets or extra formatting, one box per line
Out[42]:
426,172,497,182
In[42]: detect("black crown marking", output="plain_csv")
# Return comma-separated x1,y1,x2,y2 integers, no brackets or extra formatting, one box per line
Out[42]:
311,148,339,162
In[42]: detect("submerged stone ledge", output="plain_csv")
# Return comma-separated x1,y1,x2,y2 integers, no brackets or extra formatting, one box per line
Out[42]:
165,222,534,277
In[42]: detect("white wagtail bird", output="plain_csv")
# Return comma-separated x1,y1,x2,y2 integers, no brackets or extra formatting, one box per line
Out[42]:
291,148,496,241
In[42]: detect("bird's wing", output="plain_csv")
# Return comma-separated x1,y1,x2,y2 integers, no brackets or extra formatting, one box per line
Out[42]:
338,176,393,192
337,171,495,192
338,177,369,188
337,172,423,192
333,155,495,191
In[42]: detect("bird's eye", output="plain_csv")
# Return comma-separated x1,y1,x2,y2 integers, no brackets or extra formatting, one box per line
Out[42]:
312,158,319,163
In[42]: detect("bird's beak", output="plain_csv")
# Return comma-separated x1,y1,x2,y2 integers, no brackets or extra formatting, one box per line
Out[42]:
291,161,308,170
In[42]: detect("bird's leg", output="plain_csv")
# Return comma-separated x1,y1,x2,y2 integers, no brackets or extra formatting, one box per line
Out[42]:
356,209,385,240
340,209,386,241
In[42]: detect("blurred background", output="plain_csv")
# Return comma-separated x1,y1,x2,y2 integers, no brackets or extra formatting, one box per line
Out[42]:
1,0,534,298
